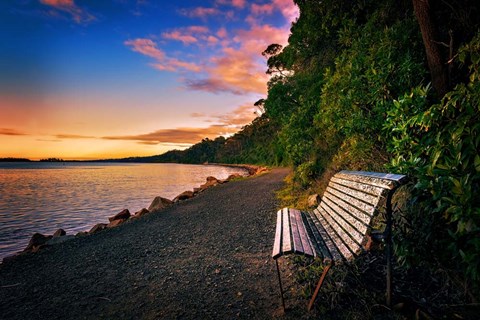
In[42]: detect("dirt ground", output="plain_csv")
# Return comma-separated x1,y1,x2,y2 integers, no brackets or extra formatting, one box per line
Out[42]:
0,168,319,319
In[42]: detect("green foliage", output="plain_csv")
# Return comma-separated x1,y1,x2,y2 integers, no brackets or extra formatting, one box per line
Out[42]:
385,34,480,284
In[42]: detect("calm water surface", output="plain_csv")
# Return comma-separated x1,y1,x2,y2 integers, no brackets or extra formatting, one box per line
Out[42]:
0,162,247,260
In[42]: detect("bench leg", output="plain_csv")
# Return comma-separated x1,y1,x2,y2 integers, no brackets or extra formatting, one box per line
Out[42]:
275,259,286,311
307,263,332,311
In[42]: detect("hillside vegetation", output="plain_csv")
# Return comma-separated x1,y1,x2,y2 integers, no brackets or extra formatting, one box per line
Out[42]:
153,0,479,307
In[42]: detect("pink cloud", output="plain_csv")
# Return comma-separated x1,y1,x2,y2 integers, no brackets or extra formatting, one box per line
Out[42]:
161,26,210,45
124,38,165,60
216,0,246,9
180,1,297,95
214,103,257,127
40,0,96,24
153,58,201,72
251,3,274,15
250,0,299,23
187,26,210,33
162,31,198,44
125,38,201,72
179,7,221,19
232,0,246,8
216,27,228,38
274,0,300,23
185,23,288,95
127,1,297,95
206,35,219,44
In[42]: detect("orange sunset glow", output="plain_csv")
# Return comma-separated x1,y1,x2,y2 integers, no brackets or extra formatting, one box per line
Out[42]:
0,0,298,160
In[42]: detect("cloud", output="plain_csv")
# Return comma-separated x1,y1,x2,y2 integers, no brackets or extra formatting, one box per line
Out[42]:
125,38,201,72
103,126,235,144
55,134,96,139
162,31,198,45
205,103,257,127
152,58,201,72
250,0,299,23
216,27,228,38
190,112,207,118
127,0,298,95
185,22,289,95
37,139,62,142
103,103,257,145
251,3,274,15
161,26,210,45
216,0,246,8
124,38,165,60
0,128,28,136
179,7,221,19
39,0,96,24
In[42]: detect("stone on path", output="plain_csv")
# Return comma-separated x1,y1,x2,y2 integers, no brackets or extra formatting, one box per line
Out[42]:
173,191,194,202
89,223,108,234
108,209,130,222
53,229,66,237
148,197,173,212
24,233,52,252
107,219,126,228
132,208,149,219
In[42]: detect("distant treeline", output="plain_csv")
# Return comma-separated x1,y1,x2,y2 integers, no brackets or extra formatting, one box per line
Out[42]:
0,157,32,162
39,158,65,162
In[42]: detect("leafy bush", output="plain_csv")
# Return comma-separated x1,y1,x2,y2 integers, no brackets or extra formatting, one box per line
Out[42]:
385,34,480,286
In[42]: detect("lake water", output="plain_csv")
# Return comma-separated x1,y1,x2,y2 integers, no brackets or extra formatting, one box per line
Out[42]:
0,162,248,260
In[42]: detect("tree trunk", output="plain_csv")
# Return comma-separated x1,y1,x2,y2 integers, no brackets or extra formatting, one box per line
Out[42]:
412,0,449,97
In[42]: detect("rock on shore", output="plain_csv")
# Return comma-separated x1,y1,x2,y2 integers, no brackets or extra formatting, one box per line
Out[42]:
148,197,173,212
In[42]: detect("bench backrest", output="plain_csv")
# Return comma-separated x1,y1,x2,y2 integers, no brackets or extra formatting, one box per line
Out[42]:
311,171,406,262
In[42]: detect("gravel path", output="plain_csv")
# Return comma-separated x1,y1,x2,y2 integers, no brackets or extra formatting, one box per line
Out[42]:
0,168,308,319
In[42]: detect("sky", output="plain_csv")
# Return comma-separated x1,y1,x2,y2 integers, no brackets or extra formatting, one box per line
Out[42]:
0,0,298,160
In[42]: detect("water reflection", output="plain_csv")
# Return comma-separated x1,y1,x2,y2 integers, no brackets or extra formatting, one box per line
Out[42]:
0,163,247,260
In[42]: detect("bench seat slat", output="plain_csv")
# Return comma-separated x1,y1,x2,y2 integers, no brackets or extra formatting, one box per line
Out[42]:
310,212,341,261
318,202,361,257
272,209,283,259
282,208,292,254
323,193,370,234
314,207,353,261
290,208,305,254
321,197,365,245
292,209,315,257
331,176,385,197
324,191,375,226
303,212,332,262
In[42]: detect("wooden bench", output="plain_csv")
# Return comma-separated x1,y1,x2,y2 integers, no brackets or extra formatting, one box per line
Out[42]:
272,170,407,310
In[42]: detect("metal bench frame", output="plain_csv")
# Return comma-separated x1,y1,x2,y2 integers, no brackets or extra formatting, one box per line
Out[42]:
272,170,407,311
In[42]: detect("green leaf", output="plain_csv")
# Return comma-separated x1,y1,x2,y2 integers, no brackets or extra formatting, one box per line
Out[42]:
475,155,480,172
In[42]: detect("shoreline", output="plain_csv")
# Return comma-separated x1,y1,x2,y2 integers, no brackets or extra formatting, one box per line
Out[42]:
0,168,295,319
1,164,268,264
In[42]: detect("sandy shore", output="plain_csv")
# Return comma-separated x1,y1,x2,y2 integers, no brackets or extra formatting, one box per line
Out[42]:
0,168,316,319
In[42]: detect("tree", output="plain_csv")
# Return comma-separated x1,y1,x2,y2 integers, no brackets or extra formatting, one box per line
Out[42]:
412,0,449,97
